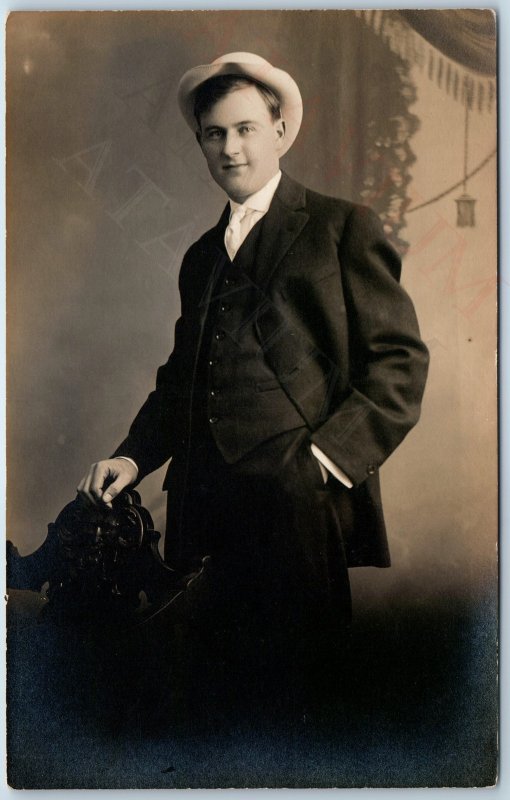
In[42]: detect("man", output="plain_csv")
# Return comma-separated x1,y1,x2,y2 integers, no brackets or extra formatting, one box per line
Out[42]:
78,53,429,710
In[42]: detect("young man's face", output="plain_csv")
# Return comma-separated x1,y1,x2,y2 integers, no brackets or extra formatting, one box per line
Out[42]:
197,84,286,203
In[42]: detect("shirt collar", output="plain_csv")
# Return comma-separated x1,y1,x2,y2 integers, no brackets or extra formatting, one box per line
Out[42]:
228,170,282,217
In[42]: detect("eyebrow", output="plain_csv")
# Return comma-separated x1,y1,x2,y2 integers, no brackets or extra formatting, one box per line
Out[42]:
203,120,259,132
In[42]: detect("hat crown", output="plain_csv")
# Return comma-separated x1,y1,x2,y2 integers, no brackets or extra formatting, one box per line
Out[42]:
212,52,271,68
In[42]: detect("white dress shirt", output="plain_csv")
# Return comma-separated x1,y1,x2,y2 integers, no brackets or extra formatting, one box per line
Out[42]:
119,170,353,490
224,170,283,260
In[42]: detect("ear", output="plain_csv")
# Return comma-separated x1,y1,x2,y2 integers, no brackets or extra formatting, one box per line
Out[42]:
274,119,286,151
195,129,202,147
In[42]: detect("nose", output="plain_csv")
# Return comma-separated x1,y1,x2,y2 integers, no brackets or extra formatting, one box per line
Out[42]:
222,130,241,159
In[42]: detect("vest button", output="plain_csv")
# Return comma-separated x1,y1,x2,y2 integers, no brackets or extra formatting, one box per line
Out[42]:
209,388,220,397
209,416,219,425
367,464,376,475
220,303,231,313
215,330,225,341
224,277,236,286
208,359,219,367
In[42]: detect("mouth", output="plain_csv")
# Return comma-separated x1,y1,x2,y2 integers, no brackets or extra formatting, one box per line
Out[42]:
223,164,248,171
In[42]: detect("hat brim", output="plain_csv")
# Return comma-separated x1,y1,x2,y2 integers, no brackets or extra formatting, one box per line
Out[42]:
177,60,303,156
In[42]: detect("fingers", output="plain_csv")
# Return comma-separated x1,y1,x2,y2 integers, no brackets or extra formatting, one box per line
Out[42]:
102,473,131,507
77,459,137,508
77,462,110,507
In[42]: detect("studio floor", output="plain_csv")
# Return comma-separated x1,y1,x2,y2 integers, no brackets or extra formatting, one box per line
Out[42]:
6,588,497,789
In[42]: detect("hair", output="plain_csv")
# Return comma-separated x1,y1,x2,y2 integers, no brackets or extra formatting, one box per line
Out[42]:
193,75,282,128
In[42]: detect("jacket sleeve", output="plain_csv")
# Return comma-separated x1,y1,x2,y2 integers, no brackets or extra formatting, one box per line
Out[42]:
310,205,429,487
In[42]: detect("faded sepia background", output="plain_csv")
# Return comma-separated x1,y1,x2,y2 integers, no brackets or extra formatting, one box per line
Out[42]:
6,10,498,788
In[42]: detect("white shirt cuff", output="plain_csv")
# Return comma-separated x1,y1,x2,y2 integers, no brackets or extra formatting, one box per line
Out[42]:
115,456,139,478
310,443,353,488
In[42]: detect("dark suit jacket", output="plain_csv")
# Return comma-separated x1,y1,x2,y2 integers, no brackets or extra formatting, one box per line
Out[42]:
113,172,429,567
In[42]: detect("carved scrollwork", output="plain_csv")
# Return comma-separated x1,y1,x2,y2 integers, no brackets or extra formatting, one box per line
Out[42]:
7,490,207,629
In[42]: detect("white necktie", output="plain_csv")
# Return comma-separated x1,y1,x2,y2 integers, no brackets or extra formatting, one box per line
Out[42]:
224,206,248,261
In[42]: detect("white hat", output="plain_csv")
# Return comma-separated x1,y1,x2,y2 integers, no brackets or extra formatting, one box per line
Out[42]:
177,52,303,156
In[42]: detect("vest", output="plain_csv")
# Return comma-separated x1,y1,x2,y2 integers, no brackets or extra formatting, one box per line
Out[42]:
190,216,306,463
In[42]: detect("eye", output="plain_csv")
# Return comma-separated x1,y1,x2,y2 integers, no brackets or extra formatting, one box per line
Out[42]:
239,125,255,134
206,129,222,140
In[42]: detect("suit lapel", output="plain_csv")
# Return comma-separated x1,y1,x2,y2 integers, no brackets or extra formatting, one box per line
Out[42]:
193,204,230,326
251,172,309,291
206,202,230,252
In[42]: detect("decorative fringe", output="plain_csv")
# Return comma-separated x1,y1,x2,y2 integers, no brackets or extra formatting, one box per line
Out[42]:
355,9,496,114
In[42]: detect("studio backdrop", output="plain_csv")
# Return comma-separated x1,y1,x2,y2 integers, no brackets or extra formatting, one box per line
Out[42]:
6,9,498,789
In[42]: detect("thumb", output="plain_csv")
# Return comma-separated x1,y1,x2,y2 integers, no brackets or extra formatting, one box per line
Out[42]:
102,477,128,506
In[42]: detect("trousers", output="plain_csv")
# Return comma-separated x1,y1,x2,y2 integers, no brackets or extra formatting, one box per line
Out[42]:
162,426,352,710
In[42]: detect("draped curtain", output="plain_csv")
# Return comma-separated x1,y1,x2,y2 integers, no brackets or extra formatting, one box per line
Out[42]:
398,10,496,75
356,9,496,115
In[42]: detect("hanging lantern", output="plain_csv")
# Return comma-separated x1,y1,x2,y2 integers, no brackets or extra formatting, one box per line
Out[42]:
456,89,476,226
455,193,476,226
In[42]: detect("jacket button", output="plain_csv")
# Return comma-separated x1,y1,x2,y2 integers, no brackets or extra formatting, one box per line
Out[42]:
209,388,220,397
208,359,219,367
220,303,231,313
209,416,219,425
214,330,225,341
367,464,376,475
